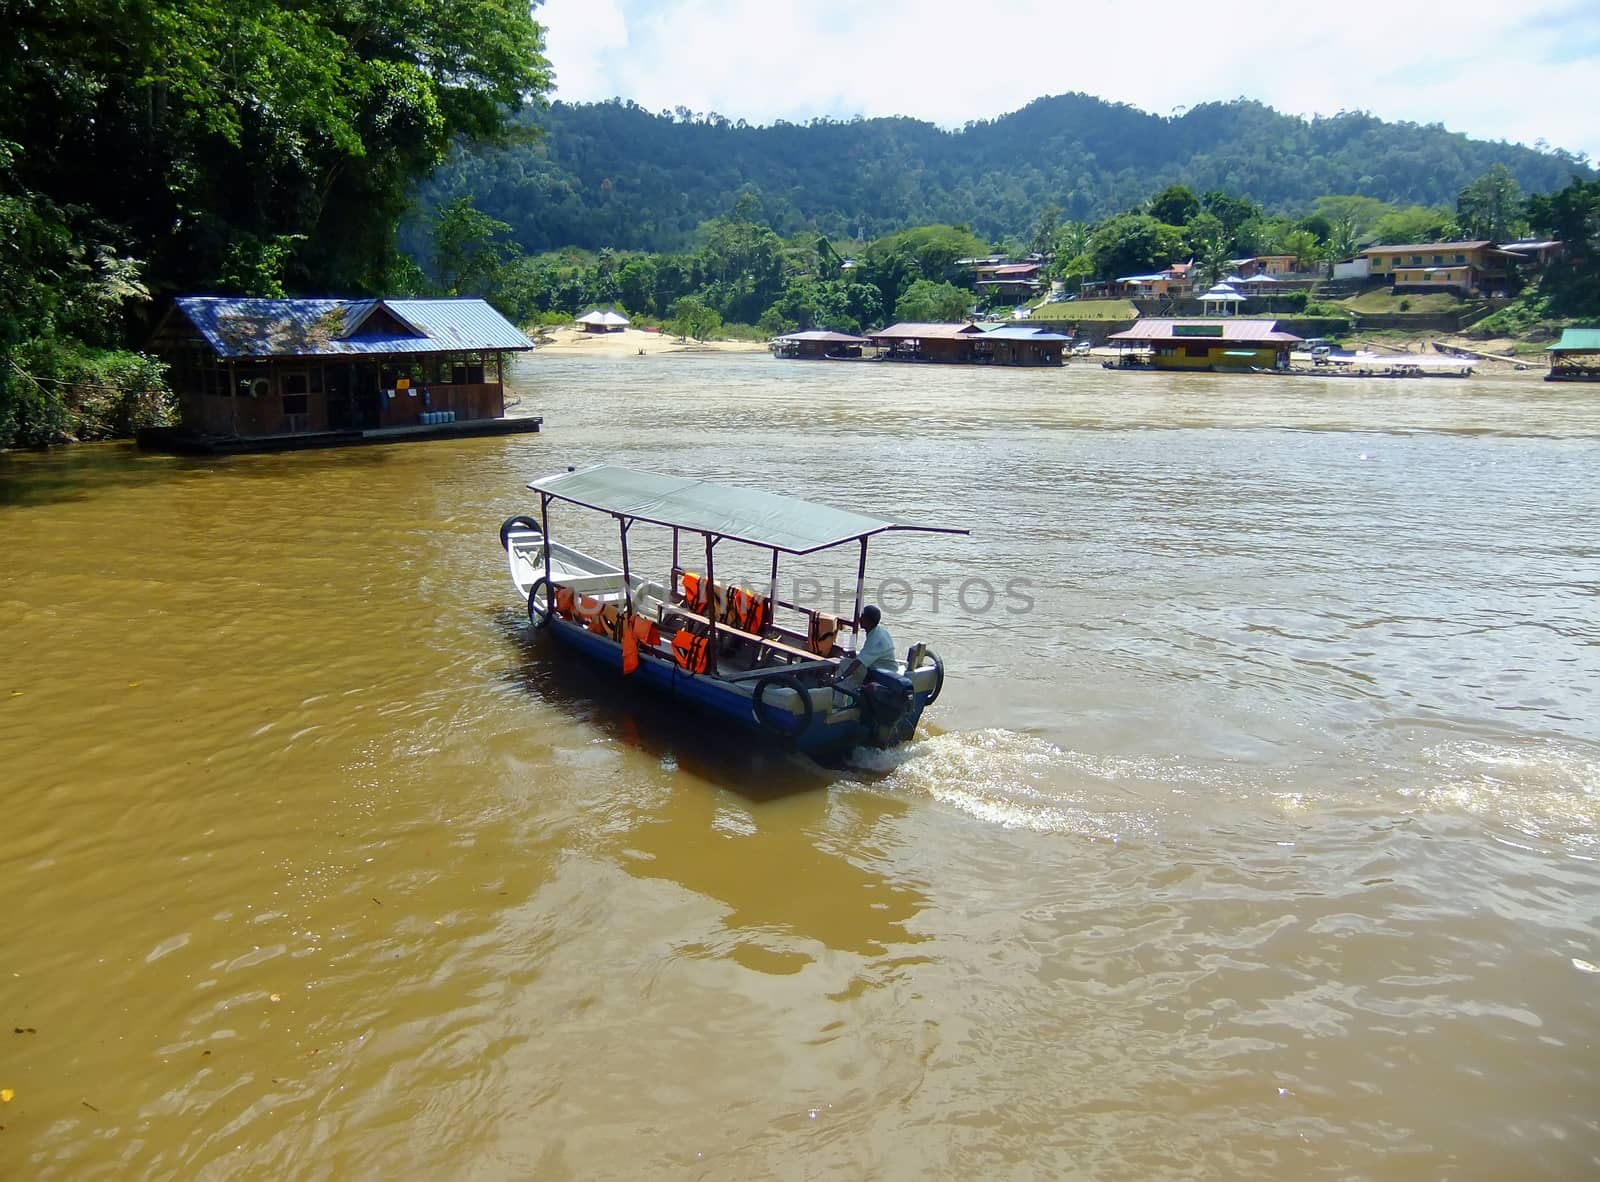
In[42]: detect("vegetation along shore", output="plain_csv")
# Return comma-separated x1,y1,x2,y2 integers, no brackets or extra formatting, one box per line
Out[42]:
2,4,1596,450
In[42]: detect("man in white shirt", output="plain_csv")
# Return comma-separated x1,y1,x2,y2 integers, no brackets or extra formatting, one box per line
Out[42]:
831,604,897,691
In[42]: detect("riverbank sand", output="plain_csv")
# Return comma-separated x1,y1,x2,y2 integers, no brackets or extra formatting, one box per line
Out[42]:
531,326,768,357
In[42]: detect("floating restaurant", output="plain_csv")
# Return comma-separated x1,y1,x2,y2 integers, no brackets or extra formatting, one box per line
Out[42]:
144,296,537,453
1107,319,1301,372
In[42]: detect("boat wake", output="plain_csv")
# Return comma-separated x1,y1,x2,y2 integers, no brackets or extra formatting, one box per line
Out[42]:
842,727,1175,840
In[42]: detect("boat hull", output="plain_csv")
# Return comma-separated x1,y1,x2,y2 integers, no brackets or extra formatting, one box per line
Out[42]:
541,616,928,761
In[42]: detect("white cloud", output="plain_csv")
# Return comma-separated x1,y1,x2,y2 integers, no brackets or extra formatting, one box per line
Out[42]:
537,0,1599,162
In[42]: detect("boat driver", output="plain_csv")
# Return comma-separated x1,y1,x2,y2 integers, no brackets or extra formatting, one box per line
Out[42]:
835,603,898,685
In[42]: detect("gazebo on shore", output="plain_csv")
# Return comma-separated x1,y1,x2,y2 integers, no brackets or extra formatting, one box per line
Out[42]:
576,308,630,333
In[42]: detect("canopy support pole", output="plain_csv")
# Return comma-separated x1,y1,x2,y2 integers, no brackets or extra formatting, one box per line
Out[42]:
540,492,552,586
704,534,719,674
851,537,868,649
768,549,780,630
672,527,680,590
619,517,632,605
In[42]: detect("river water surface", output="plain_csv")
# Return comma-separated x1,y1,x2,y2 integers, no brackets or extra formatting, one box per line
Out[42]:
2,356,1598,1179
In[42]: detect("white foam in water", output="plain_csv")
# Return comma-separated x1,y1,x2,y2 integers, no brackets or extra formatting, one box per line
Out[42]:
848,728,1168,839
1408,739,1600,851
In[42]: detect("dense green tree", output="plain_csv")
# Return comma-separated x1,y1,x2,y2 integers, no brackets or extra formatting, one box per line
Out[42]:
430,198,518,297
1457,164,1525,241
1030,205,1062,257
1089,213,1183,279
1526,176,1600,312
1149,185,1201,226
1370,205,1458,244
0,0,552,446
666,295,721,341
892,279,971,322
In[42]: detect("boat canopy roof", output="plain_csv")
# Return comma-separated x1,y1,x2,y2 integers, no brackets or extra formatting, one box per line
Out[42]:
528,464,965,554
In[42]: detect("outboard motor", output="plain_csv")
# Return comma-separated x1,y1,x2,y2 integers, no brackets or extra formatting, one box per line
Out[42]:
860,668,916,747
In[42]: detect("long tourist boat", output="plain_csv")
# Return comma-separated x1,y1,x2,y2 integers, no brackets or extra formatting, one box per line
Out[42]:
500,465,964,759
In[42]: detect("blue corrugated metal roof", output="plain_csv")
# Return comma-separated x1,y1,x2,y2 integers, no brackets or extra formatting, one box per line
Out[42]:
979,326,1072,341
174,297,534,358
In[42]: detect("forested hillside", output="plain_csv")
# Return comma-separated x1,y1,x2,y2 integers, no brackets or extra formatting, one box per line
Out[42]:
415,93,1592,253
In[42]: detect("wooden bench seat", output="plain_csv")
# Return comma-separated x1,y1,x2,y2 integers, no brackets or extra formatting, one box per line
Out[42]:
663,605,828,664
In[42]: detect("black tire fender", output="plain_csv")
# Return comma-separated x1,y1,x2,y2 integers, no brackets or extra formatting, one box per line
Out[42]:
526,577,553,630
752,674,813,738
500,514,540,551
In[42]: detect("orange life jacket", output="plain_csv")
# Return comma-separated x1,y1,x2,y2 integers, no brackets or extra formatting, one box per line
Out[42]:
621,625,639,675
554,586,576,619
631,615,661,648
671,628,709,673
680,571,705,613
586,602,623,640
808,612,839,656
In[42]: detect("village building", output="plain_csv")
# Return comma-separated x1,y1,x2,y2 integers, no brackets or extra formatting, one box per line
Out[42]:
1499,239,1565,268
576,308,630,333
975,262,1045,302
1360,241,1521,295
870,322,1068,365
146,296,535,450
1546,327,1600,382
771,330,870,359
1108,319,1301,372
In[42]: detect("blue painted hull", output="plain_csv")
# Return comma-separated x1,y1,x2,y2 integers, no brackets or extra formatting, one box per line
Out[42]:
543,618,928,761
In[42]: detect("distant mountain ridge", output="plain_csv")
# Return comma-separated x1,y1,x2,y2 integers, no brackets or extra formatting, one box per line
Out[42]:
420,92,1593,253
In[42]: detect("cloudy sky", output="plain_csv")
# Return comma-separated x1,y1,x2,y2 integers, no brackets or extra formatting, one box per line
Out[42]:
538,0,1600,164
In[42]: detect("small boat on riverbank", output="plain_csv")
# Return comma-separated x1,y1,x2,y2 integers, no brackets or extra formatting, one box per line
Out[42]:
500,465,964,760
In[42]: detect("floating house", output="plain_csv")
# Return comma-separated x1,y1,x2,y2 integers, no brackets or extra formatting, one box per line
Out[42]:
871,322,985,362
772,330,870,359
576,308,630,333
1108,319,1301,372
870,322,1068,365
1546,327,1600,382
146,296,536,451
973,324,1070,365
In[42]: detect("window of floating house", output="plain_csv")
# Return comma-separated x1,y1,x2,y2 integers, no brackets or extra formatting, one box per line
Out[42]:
281,371,311,417
450,355,486,384
1455,254,1466,263
1185,344,1209,358
1410,255,1422,265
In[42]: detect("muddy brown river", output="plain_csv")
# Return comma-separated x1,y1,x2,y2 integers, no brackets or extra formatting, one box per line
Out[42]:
2,355,1598,1178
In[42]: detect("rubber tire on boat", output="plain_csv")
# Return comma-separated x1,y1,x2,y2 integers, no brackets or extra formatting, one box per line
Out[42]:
913,649,945,705
752,673,813,739
526,577,554,630
500,514,540,551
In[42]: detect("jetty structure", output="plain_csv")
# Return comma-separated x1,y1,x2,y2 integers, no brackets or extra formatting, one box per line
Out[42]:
142,296,538,454
1547,328,1600,381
